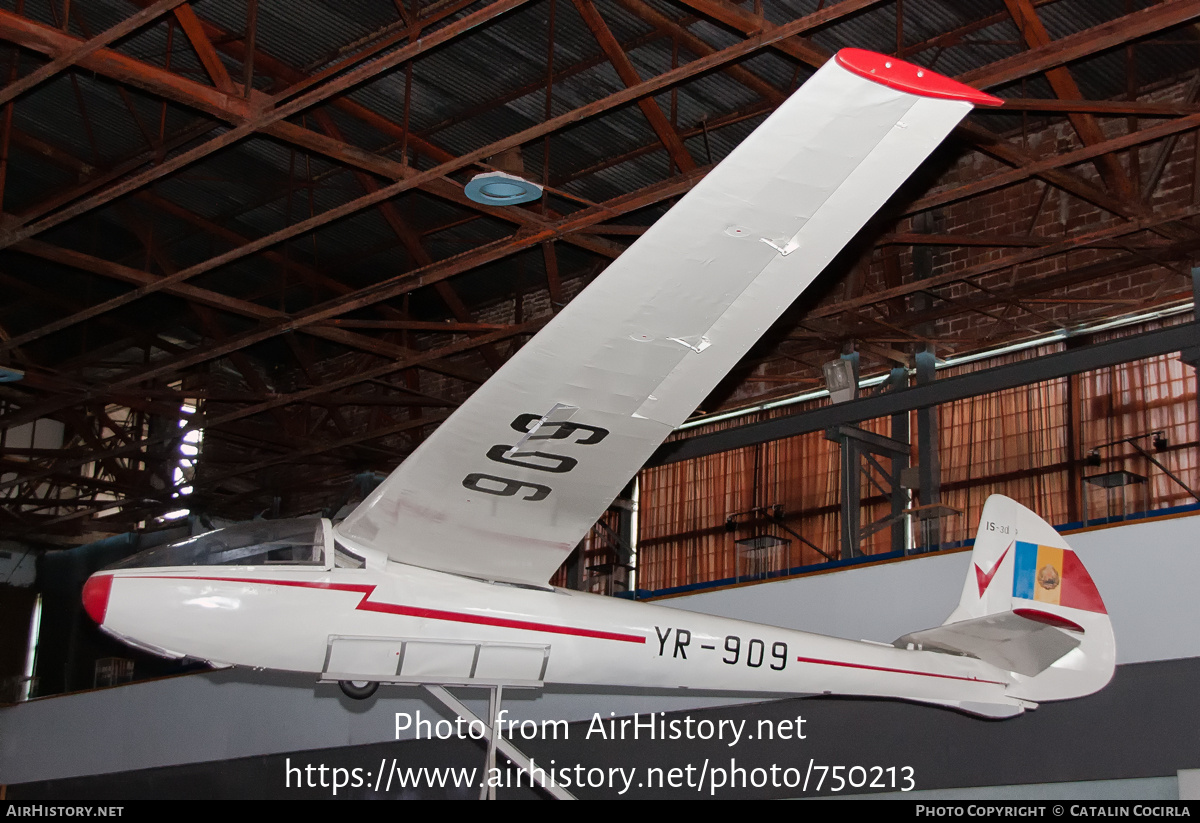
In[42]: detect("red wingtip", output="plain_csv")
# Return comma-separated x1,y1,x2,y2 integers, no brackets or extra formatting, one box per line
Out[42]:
834,48,1004,107
82,573,113,625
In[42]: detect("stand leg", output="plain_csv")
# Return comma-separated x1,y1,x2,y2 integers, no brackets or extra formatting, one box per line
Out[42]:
480,685,502,800
424,684,576,800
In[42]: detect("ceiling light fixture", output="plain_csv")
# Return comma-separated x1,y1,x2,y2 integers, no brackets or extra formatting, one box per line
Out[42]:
464,171,543,206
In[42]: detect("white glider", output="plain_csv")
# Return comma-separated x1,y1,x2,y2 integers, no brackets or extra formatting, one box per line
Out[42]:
82,50,1114,726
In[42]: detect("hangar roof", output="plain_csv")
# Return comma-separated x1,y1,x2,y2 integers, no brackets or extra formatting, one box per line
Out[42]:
1,0,1197,537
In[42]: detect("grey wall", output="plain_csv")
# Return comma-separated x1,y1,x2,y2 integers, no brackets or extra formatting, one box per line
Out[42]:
667,513,1200,665
2,512,1197,787
10,658,1200,799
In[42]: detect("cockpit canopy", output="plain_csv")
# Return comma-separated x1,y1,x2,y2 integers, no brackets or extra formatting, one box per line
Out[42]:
110,518,327,570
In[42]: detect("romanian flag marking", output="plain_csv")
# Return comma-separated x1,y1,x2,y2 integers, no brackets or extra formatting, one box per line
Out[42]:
1012,541,1106,614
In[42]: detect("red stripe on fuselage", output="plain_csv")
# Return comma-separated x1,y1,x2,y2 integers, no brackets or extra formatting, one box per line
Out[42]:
795,655,1007,686
138,575,646,644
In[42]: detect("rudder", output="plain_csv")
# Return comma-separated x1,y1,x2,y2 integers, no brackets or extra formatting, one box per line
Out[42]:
903,495,1115,703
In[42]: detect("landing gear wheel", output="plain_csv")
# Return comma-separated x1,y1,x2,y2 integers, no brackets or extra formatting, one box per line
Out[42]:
338,680,379,700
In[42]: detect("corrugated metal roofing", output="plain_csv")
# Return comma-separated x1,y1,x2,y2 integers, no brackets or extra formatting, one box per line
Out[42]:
1,0,1199,517
2,0,1200,535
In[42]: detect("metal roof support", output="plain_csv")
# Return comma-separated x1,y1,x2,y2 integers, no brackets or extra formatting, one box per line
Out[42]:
172,2,236,94
308,110,506,372
811,202,1200,321
960,0,1200,89
672,0,834,68
827,245,1200,352
0,0,187,106
0,12,631,261
5,238,484,390
0,167,699,441
889,367,911,554
825,421,911,561
675,0,1200,243
916,115,1200,218
651,322,1200,467
572,0,696,174
0,318,548,496
1,3,1198,534
613,0,786,107
0,0,535,250
0,0,876,255
124,2,626,259
1001,0,1136,199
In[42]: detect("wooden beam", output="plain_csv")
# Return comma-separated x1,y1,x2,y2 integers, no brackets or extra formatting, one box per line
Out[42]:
0,0,188,105
981,97,1200,117
1001,0,1134,199
917,115,1200,218
811,201,1200,318
0,0,535,249
612,0,786,106
960,0,1200,89
172,2,236,94
571,0,696,173
670,0,834,68
0,319,549,494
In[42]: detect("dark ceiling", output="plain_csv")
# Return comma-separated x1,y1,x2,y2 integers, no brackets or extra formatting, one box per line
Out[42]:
1,0,1198,540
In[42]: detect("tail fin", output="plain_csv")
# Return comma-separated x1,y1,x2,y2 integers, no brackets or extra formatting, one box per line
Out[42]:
898,495,1115,704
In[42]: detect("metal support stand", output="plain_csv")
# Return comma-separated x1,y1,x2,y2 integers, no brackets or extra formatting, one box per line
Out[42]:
613,482,635,593
888,367,911,554
482,685,501,800
915,347,942,550
1082,470,1147,525
565,540,583,591
826,424,911,559
1180,266,1200,437
1127,440,1200,503
616,480,635,565
596,497,636,595
835,428,861,559
725,505,830,575
424,684,576,800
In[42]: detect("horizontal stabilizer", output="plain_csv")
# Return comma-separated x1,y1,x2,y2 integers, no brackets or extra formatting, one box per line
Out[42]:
917,699,1028,719
895,610,1082,677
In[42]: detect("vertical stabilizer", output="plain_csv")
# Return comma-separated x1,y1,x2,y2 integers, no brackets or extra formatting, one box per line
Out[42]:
904,495,1116,703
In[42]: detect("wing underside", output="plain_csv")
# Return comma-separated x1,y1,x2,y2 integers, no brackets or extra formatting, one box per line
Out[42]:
336,51,995,585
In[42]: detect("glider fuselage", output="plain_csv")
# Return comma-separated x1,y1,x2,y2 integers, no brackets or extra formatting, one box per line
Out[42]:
85,557,1011,708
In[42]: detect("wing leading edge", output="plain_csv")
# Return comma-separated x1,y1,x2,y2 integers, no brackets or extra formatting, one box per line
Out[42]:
336,50,1001,585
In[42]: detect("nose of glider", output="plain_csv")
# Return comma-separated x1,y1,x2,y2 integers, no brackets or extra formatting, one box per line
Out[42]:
82,573,113,625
